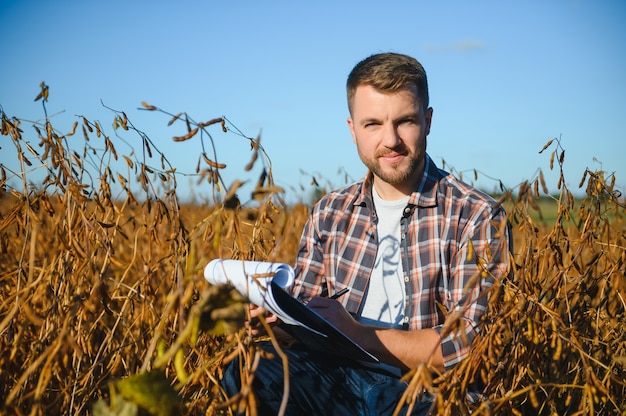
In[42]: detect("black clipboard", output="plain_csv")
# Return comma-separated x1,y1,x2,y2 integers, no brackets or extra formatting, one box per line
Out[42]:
270,281,379,363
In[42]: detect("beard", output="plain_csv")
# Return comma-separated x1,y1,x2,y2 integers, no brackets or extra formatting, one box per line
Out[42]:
358,146,425,187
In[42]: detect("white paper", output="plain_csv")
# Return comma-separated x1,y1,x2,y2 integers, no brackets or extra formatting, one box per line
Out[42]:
204,259,301,326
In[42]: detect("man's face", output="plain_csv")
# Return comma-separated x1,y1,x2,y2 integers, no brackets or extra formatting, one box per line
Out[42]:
347,84,433,199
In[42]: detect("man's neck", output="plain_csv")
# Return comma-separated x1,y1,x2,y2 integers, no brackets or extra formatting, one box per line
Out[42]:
372,164,425,201
372,180,413,201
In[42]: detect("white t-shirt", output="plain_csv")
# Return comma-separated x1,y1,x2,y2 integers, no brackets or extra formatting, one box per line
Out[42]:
358,188,409,328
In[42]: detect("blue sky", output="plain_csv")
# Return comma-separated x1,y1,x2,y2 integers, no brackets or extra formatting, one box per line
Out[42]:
1,0,625,204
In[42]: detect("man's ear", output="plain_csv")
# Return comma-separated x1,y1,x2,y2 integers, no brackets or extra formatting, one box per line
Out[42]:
424,107,433,136
347,117,357,143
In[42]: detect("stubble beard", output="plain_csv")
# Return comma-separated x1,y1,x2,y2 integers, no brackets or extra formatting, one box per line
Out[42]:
360,148,425,187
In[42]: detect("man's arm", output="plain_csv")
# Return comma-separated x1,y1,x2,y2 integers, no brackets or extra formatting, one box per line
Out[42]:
307,297,445,373
434,205,512,370
354,324,445,373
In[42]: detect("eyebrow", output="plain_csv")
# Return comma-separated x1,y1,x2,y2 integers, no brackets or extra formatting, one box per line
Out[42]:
359,117,381,125
359,112,418,126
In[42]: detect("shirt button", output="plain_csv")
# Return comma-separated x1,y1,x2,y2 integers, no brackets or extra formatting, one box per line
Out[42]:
404,276,409,282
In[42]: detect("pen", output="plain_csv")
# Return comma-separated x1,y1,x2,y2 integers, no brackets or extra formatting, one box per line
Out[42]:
329,287,349,300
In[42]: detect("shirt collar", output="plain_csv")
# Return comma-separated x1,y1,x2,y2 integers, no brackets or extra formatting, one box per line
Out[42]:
411,154,440,208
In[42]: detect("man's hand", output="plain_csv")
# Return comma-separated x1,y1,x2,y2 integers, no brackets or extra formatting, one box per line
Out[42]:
246,304,298,348
246,304,279,336
306,297,362,340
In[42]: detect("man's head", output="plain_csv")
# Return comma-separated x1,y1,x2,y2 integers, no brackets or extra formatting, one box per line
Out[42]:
346,52,429,116
346,53,433,199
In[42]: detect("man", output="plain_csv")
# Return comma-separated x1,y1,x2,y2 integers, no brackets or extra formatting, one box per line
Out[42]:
222,52,511,415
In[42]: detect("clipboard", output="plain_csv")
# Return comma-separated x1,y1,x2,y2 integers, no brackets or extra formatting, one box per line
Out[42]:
270,281,379,363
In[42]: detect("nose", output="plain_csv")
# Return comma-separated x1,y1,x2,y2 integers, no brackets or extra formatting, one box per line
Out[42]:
381,123,401,148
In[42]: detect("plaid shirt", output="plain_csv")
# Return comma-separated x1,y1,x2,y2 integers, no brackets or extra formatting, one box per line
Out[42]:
291,154,511,371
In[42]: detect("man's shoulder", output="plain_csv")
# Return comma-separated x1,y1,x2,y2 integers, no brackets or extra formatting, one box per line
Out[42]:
312,180,367,221
435,169,502,214
317,180,364,205
417,155,494,209
441,173,495,201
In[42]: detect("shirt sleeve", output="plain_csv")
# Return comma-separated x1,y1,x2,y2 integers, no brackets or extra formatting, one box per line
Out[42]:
291,205,328,302
435,204,512,371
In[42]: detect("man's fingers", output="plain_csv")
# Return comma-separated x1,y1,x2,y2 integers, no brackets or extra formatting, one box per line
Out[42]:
246,304,280,336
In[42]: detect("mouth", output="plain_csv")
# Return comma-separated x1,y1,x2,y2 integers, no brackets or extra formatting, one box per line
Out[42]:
378,151,406,164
